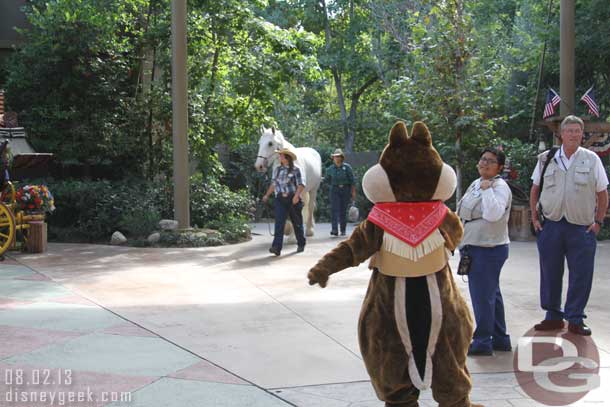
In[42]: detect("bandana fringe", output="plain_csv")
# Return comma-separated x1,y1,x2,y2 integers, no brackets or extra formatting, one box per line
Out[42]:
383,231,445,261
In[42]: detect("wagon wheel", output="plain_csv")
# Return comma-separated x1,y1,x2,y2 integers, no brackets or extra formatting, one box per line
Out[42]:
0,203,16,258
1,181,16,206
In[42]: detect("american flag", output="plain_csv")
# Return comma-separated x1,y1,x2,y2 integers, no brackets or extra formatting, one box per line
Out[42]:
580,86,600,117
543,88,561,119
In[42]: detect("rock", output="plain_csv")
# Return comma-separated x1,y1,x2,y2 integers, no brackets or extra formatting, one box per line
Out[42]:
110,231,127,245
200,228,221,237
147,232,161,244
159,219,179,230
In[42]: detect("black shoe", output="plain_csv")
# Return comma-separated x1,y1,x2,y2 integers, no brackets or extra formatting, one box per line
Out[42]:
467,346,493,356
269,247,281,256
568,322,592,336
492,343,512,352
296,245,305,253
340,231,346,236
330,231,338,236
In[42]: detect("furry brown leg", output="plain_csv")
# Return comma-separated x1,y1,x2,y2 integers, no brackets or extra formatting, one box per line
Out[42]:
430,268,474,407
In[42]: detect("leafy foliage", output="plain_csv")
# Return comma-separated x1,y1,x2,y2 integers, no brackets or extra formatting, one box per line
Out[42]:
46,176,252,243
3,0,609,243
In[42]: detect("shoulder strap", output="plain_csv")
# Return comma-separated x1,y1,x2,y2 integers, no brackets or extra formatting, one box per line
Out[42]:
537,146,559,202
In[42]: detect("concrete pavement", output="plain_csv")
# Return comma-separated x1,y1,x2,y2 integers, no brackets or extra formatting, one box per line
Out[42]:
1,223,609,406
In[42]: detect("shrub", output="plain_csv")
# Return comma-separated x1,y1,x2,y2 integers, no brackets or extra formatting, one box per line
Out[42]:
190,174,255,228
46,175,253,244
46,178,171,242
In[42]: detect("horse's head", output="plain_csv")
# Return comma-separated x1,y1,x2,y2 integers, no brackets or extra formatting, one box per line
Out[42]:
254,126,285,172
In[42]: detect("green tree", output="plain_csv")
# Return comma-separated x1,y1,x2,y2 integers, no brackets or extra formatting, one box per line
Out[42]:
5,0,152,176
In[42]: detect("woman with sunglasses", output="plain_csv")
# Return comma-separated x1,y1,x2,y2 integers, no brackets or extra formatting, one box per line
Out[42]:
457,148,512,356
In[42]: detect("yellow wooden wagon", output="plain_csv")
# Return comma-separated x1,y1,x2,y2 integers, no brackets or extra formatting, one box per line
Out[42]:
1,181,45,257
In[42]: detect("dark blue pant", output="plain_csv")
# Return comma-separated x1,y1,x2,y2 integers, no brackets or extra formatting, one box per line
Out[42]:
271,195,306,251
536,218,597,325
465,244,510,351
330,186,351,234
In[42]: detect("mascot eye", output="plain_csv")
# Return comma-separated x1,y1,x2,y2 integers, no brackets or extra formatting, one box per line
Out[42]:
268,142,273,147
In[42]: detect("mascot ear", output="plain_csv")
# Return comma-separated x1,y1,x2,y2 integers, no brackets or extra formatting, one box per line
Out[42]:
411,121,432,146
389,121,409,147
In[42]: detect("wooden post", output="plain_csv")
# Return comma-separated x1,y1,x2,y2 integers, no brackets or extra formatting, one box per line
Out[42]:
560,0,575,118
508,205,535,241
27,221,47,253
171,0,190,229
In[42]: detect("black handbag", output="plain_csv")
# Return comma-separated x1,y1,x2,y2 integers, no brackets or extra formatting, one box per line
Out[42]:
457,246,472,276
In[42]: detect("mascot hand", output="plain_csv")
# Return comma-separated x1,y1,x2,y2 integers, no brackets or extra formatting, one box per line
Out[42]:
308,266,329,288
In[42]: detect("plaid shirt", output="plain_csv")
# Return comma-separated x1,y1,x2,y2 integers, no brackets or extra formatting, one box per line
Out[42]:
273,165,305,196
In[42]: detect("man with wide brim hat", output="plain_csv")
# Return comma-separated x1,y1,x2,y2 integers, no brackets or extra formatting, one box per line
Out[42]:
325,147,356,236
275,147,297,161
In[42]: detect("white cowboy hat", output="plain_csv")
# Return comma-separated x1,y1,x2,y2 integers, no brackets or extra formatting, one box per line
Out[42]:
275,148,297,161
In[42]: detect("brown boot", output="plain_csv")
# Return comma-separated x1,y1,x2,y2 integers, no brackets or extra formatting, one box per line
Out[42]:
534,319,564,331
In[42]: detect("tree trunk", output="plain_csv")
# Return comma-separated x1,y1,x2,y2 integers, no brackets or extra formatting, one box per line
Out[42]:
322,0,349,148
204,35,221,116
455,129,463,204
345,74,379,153
147,46,157,179
332,68,350,147
453,0,465,204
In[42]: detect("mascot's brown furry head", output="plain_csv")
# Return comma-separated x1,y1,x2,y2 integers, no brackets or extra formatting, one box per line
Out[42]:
362,121,456,203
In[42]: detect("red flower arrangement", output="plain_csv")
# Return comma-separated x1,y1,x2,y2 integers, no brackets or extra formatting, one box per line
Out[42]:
15,185,56,213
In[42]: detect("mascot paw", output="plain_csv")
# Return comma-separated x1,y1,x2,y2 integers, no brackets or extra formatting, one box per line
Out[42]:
307,268,329,288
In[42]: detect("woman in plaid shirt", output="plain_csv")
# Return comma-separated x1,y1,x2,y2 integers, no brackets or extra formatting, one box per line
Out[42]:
262,148,306,255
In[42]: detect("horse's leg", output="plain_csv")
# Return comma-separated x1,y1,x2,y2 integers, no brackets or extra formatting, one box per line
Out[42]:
284,193,303,237
305,187,317,236
284,221,293,236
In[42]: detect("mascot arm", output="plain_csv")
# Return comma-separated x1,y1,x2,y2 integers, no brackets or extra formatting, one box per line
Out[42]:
307,220,383,288
438,209,464,253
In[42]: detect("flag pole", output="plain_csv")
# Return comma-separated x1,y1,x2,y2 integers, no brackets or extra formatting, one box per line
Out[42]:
529,0,555,142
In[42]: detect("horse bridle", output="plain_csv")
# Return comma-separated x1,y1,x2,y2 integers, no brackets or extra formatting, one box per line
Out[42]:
256,150,278,169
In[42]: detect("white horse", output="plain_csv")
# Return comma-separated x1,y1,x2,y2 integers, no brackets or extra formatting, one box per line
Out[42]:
254,126,321,237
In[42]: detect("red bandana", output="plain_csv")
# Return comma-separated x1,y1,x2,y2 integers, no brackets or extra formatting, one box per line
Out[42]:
368,201,448,247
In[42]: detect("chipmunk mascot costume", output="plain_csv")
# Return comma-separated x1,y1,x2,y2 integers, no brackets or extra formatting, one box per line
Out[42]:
308,121,477,407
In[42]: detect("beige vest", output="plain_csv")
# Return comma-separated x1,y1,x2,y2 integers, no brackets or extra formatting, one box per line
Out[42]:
457,178,511,247
538,148,598,225
369,230,449,277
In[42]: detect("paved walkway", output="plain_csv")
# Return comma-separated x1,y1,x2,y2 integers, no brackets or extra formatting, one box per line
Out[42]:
1,223,609,406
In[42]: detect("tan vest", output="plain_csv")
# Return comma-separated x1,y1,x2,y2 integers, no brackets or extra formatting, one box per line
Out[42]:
538,148,598,225
369,230,448,277
457,178,511,247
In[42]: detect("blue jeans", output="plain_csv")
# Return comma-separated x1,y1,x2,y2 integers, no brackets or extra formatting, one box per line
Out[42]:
330,185,351,233
536,218,597,325
464,244,510,351
271,194,306,251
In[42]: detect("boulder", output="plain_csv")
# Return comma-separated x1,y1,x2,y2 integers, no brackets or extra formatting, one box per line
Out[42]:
159,219,179,230
110,231,127,245
147,232,161,244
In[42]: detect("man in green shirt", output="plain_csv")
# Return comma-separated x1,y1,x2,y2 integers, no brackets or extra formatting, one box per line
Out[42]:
325,148,356,236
